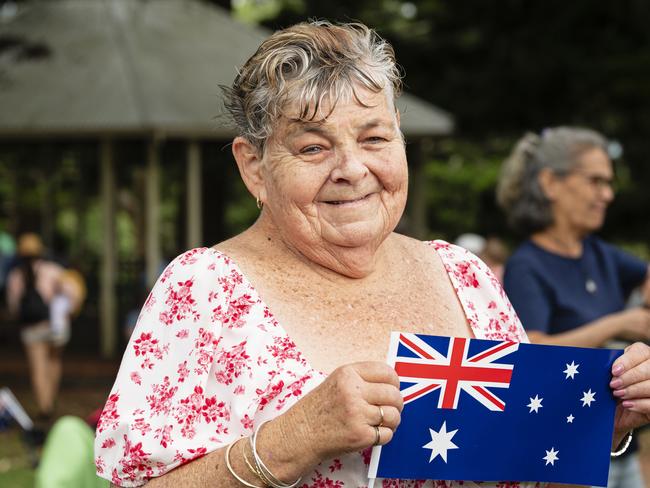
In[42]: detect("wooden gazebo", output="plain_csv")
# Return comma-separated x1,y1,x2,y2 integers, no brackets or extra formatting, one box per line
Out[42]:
0,0,454,357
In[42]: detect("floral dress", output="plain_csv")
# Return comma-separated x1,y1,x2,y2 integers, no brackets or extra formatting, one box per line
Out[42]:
94,241,543,488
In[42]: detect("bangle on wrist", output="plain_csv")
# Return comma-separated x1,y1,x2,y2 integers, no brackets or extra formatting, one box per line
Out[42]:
250,420,302,488
611,430,633,457
225,438,265,488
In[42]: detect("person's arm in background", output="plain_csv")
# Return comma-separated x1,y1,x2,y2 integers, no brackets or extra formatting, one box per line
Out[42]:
5,268,22,317
642,265,650,307
503,260,650,347
526,309,650,347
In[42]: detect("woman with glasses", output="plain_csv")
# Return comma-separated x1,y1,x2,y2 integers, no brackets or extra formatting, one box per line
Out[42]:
498,126,650,488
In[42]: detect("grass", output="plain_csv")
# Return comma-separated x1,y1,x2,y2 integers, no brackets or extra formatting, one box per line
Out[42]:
0,427,36,488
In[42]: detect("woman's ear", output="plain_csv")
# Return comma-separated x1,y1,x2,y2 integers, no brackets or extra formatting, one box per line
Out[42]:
232,136,266,202
537,168,561,201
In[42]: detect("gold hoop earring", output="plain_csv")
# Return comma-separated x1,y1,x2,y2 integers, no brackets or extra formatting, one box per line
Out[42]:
256,196,263,210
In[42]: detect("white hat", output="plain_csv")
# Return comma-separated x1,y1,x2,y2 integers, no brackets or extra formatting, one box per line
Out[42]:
454,233,486,255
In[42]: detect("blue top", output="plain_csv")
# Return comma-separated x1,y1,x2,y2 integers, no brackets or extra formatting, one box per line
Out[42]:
503,236,647,335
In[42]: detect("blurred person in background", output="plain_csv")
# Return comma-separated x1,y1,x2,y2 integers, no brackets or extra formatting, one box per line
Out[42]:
497,126,650,488
5,233,84,424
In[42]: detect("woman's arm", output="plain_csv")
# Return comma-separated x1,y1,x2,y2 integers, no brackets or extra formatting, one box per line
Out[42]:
115,361,403,488
527,307,650,347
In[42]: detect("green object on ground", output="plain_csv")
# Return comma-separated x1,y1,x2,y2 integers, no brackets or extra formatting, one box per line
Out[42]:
35,416,109,488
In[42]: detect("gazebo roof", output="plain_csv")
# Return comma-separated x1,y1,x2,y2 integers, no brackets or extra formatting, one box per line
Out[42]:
0,0,453,138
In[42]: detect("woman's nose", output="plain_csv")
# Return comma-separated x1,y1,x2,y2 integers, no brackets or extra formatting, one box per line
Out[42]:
601,184,615,203
330,147,368,183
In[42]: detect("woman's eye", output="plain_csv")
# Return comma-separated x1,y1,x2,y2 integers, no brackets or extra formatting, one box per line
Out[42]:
300,145,323,154
365,136,388,144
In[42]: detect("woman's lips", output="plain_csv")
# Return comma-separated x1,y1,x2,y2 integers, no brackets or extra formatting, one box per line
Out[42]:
324,193,373,205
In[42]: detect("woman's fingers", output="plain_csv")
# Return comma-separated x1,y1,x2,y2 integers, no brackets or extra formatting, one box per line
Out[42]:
362,403,401,430
611,342,650,384
363,382,404,412
612,378,650,401
352,361,401,388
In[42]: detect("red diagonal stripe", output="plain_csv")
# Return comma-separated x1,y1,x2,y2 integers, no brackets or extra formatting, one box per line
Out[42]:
469,341,515,362
473,385,505,411
403,383,441,403
400,334,435,360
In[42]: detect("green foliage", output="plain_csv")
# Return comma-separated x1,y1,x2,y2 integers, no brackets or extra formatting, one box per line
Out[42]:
224,176,259,234
423,139,510,240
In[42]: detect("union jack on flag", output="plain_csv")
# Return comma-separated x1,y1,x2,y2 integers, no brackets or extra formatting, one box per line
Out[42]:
368,332,621,487
396,333,518,411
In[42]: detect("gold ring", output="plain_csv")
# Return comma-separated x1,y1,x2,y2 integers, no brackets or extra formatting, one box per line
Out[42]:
373,425,381,446
378,405,385,427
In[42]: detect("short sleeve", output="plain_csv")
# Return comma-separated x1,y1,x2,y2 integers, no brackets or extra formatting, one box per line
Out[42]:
94,248,281,487
503,258,553,333
431,241,528,343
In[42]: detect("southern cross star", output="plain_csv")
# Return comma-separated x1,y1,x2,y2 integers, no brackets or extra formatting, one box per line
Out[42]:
527,394,543,413
422,421,459,463
581,389,596,407
563,361,579,379
543,447,559,466
567,414,575,423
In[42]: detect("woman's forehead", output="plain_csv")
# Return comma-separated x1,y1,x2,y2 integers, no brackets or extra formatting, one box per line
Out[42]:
278,88,396,132
574,147,612,173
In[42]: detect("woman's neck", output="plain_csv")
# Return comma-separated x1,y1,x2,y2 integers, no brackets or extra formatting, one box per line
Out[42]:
531,226,585,258
245,216,393,280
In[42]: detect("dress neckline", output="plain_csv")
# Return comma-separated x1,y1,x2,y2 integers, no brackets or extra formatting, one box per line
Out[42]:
204,240,480,375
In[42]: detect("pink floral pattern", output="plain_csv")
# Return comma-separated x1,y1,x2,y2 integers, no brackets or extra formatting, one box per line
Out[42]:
95,243,540,487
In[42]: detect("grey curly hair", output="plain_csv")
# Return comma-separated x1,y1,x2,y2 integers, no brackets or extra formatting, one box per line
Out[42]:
496,127,608,235
221,20,403,153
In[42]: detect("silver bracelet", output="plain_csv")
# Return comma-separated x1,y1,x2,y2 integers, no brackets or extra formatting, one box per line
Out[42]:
611,430,633,457
225,438,265,488
250,420,302,488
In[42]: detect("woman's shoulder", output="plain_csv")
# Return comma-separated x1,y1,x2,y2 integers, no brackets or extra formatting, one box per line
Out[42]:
154,247,243,291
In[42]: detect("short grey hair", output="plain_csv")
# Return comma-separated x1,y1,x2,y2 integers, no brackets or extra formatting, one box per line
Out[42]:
496,126,608,235
221,20,403,153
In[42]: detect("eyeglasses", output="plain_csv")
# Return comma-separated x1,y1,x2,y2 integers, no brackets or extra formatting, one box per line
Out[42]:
557,170,617,192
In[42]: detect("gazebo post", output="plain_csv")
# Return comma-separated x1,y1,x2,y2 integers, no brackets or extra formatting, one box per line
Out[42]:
99,139,117,358
186,140,203,249
145,138,162,288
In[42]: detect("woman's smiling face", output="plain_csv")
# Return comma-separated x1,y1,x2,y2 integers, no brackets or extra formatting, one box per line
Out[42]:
258,86,408,258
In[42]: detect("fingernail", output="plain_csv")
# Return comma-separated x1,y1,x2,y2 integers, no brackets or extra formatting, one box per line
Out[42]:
610,378,623,389
622,400,634,409
612,364,624,375
612,389,626,398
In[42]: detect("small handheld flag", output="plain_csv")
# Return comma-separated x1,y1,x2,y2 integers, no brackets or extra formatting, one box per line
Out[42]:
368,333,621,487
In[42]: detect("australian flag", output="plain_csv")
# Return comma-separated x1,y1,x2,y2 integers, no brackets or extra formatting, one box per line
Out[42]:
368,333,622,487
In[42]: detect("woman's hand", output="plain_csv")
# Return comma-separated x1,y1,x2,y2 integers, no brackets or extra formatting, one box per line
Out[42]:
609,342,650,445
610,308,650,342
258,361,403,481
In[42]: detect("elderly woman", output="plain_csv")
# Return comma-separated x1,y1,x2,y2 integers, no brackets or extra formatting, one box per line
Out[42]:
95,25,650,487
498,127,650,488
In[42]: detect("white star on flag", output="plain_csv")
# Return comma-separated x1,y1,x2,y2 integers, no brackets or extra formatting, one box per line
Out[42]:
527,394,543,413
581,389,596,407
422,421,459,463
567,414,575,423
543,447,560,466
563,361,579,379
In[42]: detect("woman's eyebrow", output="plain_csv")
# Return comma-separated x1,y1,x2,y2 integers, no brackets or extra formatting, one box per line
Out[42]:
285,118,394,137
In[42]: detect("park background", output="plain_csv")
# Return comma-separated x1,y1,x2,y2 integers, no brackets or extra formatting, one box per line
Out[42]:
0,0,649,485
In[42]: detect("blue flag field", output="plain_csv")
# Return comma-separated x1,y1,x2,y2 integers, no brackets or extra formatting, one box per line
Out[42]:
368,333,621,486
